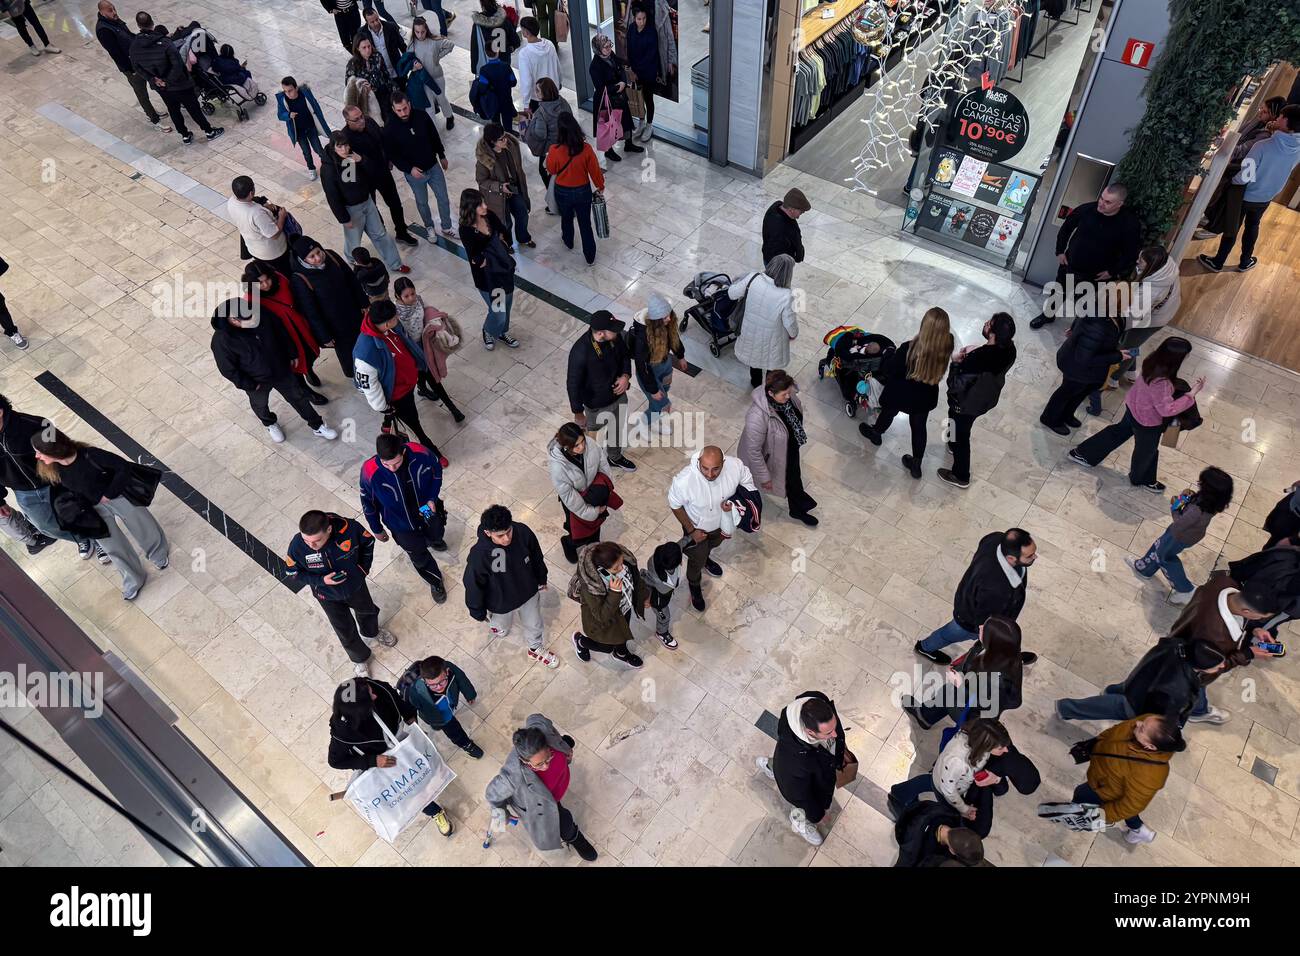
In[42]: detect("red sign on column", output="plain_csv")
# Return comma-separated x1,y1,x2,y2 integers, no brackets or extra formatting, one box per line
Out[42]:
1121,38,1154,69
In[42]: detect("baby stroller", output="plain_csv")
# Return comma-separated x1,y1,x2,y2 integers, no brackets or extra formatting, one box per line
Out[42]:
680,272,740,357
817,325,895,418
177,24,267,121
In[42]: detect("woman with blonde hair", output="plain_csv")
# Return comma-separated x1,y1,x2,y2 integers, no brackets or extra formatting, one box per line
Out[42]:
627,291,687,430
860,307,954,479
31,428,167,601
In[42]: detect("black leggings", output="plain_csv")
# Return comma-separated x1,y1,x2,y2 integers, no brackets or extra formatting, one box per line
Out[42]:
417,372,463,418
874,400,928,462
386,390,442,459
965,745,1040,838
10,1,49,47
642,85,656,126
160,88,214,137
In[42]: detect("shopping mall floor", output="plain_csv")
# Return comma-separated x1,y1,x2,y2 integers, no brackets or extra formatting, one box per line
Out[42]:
1,0,1298,868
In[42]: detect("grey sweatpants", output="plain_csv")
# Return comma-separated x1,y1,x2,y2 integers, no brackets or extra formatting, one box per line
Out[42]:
0,506,40,545
489,592,544,651
94,497,169,598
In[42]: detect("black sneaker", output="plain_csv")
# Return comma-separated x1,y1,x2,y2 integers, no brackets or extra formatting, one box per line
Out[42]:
659,631,679,649
569,830,599,862
1064,415,1083,428
604,148,622,162
690,584,705,612
446,115,455,131
791,512,819,526
1238,257,1258,272
497,332,520,349
1039,416,1070,436
573,631,591,662
1141,480,1167,493
181,132,194,144
1021,652,1038,666
614,649,643,667
1067,449,1094,467
1197,254,1223,273
205,126,224,141
858,422,882,446
430,583,448,605
395,232,419,248
705,559,723,578
26,534,56,556
462,741,484,759
901,701,933,731
623,142,645,154
78,540,94,560
431,539,448,552
913,640,951,665
609,455,637,472
307,390,329,406
936,468,969,489
901,454,922,480
1028,314,1054,330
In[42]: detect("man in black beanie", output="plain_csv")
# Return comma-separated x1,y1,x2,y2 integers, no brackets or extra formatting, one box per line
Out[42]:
641,540,683,649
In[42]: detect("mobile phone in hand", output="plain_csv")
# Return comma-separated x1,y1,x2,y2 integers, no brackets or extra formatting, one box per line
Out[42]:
1254,639,1286,656
973,769,990,783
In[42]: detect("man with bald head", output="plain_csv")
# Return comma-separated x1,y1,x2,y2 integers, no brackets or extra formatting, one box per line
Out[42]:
668,445,757,611
342,105,419,246
95,0,170,131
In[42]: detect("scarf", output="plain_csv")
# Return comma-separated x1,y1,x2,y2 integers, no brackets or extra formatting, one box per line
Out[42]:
601,565,635,618
772,399,806,447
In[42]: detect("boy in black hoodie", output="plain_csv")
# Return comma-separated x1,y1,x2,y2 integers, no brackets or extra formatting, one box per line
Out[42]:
463,505,558,668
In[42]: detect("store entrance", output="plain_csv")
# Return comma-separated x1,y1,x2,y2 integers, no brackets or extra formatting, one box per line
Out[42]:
781,0,1104,216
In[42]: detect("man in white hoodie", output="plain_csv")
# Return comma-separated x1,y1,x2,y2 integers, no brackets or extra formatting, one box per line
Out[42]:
516,16,561,112
668,445,757,612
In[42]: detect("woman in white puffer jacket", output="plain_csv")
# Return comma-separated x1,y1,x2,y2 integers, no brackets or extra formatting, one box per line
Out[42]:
730,253,799,388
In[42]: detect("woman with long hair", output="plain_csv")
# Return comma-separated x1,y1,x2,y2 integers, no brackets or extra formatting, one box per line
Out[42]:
1128,465,1233,605
627,291,686,431
525,76,573,201
903,615,1024,730
393,275,465,423
547,421,615,563
738,370,818,527
860,307,954,479
458,187,518,350
731,253,798,388
545,112,605,265
345,33,393,124
32,429,167,601
1069,336,1205,492
569,540,649,668
470,0,519,75
475,123,534,248
406,17,456,131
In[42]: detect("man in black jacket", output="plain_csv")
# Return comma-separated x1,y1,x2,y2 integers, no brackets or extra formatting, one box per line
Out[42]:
0,394,84,553
755,691,848,847
288,510,394,675
917,528,1037,665
1056,637,1227,727
342,106,419,246
566,311,636,471
939,312,1017,489
95,2,170,130
360,6,407,77
129,13,223,144
383,93,455,238
290,235,368,377
1030,184,1141,329
761,189,809,265
893,801,986,867
209,298,338,445
463,505,558,668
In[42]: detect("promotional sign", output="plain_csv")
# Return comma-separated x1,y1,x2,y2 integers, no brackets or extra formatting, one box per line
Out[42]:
1120,37,1154,69
948,86,1029,163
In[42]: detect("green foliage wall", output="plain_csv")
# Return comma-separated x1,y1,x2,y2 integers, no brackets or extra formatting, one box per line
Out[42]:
1115,0,1300,241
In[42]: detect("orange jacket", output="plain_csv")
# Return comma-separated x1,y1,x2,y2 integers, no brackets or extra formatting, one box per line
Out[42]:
545,142,605,191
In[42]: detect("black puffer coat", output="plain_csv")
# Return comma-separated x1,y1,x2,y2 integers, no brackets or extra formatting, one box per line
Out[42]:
772,691,847,822
1056,314,1124,383
129,31,193,91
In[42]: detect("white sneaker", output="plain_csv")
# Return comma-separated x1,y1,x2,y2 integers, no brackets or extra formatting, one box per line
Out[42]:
1169,589,1194,606
372,628,397,647
1193,228,1217,241
153,120,173,133
1186,705,1230,725
30,47,42,56
306,169,318,181
789,808,823,846
436,225,459,241
44,46,61,54
755,756,775,781
9,332,28,350
1124,556,1149,581
528,647,559,668
1124,823,1156,844
267,423,286,443
353,661,371,677
313,423,339,440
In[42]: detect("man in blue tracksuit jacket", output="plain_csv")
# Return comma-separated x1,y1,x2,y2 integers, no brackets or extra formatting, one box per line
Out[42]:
360,433,448,603
286,509,394,673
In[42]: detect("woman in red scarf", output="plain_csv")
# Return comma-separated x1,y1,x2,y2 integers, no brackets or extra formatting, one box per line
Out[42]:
243,262,327,404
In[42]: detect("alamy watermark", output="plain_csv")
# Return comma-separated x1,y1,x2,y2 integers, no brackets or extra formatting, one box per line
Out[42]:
0,664,103,718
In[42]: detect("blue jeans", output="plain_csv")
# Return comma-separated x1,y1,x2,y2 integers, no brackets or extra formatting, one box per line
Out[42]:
919,618,978,654
1057,683,1135,722
1074,781,1142,829
479,289,513,338
404,166,452,231
1190,685,1209,718
298,132,326,169
343,199,402,271
1134,528,1194,593
644,359,674,419
889,771,937,809
418,0,449,33
554,183,596,264
14,486,80,544
503,192,532,244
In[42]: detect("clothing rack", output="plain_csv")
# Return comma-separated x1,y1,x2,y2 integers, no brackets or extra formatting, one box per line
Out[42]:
1003,2,1058,86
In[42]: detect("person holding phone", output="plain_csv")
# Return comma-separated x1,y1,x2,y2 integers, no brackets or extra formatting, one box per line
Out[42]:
287,510,394,676
360,433,448,604
328,676,453,837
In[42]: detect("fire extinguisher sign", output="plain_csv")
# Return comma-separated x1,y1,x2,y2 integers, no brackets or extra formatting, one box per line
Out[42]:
1121,38,1154,69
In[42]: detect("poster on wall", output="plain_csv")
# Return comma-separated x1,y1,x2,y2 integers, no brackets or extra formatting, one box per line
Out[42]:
997,171,1037,215
946,86,1029,163
931,148,963,188
985,215,1024,255
962,209,999,248
975,168,1010,206
949,156,988,197
614,0,682,103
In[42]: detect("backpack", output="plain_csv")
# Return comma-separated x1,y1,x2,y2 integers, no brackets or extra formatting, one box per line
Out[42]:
470,73,499,120
395,661,423,701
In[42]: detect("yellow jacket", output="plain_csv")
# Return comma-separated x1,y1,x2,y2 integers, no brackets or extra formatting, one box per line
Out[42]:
1086,717,1173,824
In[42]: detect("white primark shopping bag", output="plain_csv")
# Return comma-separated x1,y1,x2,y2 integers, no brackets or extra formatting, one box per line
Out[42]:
345,714,456,842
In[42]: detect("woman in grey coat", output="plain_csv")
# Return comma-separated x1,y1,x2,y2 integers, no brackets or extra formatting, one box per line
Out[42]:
485,714,597,860
737,369,817,526
548,421,614,563
523,77,573,210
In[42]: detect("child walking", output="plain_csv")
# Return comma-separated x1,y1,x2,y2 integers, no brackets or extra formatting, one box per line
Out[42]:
641,541,684,649
1127,466,1234,606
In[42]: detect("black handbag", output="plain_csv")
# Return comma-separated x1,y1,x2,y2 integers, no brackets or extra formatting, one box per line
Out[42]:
122,462,163,507
50,486,110,539
1069,737,1168,766
1164,377,1204,432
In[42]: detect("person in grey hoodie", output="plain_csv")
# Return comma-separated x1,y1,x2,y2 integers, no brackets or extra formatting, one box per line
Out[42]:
1199,104,1300,273
485,714,597,860
523,76,573,205
641,541,683,649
